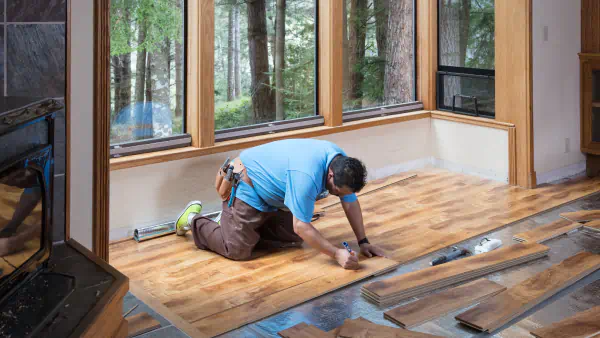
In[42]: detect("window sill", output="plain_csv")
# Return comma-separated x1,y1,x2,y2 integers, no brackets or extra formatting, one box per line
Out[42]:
431,110,514,130
110,110,431,171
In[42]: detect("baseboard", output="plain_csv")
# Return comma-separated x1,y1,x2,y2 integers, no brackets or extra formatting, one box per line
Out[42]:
431,158,509,182
536,161,586,185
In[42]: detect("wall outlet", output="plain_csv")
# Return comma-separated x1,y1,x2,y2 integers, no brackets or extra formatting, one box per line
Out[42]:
565,138,570,153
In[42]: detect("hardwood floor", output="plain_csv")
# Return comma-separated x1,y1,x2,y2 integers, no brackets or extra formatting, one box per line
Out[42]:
110,169,600,337
530,306,600,338
513,219,583,243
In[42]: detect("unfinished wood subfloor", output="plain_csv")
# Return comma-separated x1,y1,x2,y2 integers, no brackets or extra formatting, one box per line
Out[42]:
110,169,600,337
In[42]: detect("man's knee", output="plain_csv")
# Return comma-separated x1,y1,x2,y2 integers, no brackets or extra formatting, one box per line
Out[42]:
223,243,253,261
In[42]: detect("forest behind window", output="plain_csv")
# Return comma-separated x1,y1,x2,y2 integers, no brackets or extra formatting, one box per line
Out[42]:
110,0,185,145
342,0,415,112
438,0,494,117
214,0,316,130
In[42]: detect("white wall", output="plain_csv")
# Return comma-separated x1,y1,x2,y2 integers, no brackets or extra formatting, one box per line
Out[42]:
532,0,586,184
69,0,94,249
431,119,509,181
110,118,510,240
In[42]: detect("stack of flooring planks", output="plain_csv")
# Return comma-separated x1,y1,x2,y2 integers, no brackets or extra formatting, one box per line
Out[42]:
560,210,600,223
279,317,442,338
384,279,506,328
455,252,600,333
512,219,583,243
529,306,600,338
361,243,550,306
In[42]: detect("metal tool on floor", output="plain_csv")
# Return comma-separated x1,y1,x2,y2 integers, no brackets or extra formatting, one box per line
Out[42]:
430,246,471,266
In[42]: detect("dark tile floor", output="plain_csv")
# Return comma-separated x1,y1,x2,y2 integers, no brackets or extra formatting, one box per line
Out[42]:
125,180,600,338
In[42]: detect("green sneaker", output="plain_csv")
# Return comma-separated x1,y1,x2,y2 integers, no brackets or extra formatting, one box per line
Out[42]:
175,200,202,236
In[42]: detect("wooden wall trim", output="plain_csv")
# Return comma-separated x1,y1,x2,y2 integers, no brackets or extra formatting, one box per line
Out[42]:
197,0,215,147
508,127,517,185
65,0,71,240
416,0,437,110
495,0,535,188
318,0,343,127
186,0,200,147
582,0,600,54
431,111,514,130
93,0,110,261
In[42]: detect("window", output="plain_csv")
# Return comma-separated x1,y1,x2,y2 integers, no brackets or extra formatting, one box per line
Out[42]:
438,0,495,118
342,0,417,116
214,0,318,140
109,0,189,157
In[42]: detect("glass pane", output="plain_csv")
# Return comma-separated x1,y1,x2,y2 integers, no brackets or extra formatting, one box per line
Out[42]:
0,168,42,279
109,0,186,144
593,70,600,102
342,0,415,112
439,0,494,70
439,73,495,116
214,0,316,130
593,107,600,143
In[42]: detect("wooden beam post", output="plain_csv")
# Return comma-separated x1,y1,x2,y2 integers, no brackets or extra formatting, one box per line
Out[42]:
495,0,535,188
318,0,343,127
416,0,437,111
93,0,110,261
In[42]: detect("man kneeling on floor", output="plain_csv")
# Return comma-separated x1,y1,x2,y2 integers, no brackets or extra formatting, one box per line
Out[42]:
175,139,386,270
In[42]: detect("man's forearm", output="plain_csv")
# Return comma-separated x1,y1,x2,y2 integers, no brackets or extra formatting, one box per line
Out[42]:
341,200,366,241
293,219,338,258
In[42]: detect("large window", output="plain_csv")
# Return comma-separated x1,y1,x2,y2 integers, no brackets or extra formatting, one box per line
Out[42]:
438,0,495,118
214,0,317,138
342,0,416,114
109,0,188,157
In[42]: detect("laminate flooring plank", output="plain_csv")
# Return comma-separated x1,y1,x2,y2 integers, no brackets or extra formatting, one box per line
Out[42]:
513,219,583,243
362,243,549,302
455,252,600,332
278,323,334,338
560,210,600,223
126,312,161,337
384,279,507,328
530,306,600,338
583,220,600,233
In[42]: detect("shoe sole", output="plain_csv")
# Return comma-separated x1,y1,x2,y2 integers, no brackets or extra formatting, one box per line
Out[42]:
175,200,202,236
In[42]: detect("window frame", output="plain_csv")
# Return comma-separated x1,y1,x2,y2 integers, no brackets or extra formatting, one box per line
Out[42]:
108,0,191,158
109,0,429,167
436,0,495,118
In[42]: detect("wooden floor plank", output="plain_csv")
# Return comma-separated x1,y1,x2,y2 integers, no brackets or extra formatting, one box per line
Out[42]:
338,317,443,338
583,220,600,233
362,243,549,304
126,312,161,337
278,323,334,338
110,170,600,337
529,306,600,338
513,219,583,243
560,210,600,223
384,279,507,328
455,252,600,332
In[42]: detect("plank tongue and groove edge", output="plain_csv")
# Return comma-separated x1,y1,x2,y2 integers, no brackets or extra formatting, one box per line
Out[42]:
337,317,444,338
361,243,549,305
560,210,600,223
384,279,507,328
512,219,583,243
455,251,600,333
529,306,600,338
583,220,600,233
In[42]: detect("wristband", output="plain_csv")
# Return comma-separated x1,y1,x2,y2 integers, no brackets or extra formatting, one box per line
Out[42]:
358,237,369,245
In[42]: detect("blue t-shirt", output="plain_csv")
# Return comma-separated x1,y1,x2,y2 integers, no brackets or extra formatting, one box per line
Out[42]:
236,139,358,223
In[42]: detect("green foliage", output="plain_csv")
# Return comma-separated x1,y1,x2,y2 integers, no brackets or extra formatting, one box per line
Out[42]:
465,0,495,69
110,0,183,56
215,97,253,130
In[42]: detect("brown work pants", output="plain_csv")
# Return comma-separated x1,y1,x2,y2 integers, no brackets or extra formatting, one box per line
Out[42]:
191,198,303,260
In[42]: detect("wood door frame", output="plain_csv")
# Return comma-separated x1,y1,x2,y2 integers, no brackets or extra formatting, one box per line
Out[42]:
92,0,111,261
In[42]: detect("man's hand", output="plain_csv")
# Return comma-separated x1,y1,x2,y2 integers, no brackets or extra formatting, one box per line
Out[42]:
359,243,387,258
335,248,359,270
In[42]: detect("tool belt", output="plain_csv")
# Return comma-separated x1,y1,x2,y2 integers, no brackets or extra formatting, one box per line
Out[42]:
215,157,252,202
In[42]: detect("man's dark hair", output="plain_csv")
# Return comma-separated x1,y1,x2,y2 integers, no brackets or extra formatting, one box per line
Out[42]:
329,155,367,193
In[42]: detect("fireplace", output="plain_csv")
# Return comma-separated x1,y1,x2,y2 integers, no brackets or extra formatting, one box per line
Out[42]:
0,98,128,337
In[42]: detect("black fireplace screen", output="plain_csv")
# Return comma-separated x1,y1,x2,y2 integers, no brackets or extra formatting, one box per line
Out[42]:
0,146,51,287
